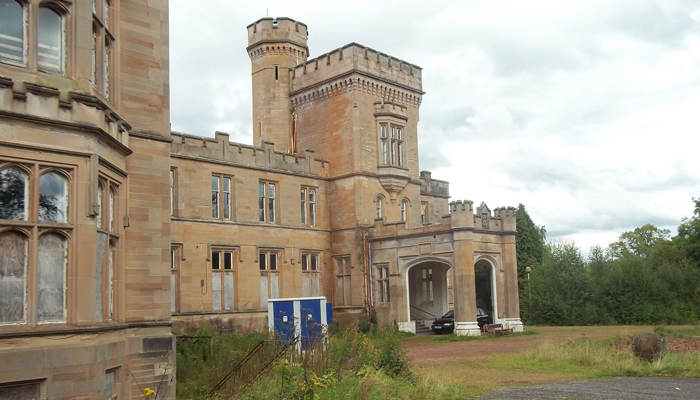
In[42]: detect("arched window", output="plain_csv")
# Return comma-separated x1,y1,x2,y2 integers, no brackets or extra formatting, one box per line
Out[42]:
0,230,29,323
37,232,67,322
39,171,68,223
376,197,383,219
0,0,25,65
38,6,64,72
0,166,29,220
1,163,73,326
401,200,407,222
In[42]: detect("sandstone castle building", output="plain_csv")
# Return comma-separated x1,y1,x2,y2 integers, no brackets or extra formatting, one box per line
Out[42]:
0,2,521,398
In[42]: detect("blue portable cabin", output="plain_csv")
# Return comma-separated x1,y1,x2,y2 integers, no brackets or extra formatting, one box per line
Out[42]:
267,296,332,350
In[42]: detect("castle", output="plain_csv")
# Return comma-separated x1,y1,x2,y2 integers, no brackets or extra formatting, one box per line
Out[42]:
0,2,521,398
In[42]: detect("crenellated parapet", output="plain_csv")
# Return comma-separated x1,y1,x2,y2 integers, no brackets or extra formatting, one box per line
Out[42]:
0,76,131,154
170,131,329,177
420,170,450,198
494,206,517,231
449,200,475,228
289,43,423,108
447,201,517,232
247,17,309,53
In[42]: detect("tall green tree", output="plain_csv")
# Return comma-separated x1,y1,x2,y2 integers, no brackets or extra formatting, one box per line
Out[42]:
515,204,545,323
673,197,700,265
607,224,670,259
515,204,545,279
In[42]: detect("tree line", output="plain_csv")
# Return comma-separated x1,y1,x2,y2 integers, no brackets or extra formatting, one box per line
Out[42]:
516,198,700,326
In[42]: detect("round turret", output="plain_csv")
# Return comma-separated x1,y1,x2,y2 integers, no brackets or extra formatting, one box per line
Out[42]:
247,18,309,150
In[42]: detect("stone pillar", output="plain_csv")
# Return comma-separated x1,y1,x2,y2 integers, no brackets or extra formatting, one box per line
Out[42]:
450,200,480,336
394,269,411,333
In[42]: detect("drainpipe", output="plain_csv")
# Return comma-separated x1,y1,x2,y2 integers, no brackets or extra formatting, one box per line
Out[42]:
369,239,374,311
363,233,371,315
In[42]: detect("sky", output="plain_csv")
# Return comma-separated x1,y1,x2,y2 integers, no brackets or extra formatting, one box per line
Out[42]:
169,0,700,253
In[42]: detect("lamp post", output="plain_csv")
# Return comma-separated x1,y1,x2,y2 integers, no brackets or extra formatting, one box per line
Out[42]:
525,266,532,320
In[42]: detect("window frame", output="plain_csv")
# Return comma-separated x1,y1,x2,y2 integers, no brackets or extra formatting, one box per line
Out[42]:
259,249,280,308
378,122,406,167
0,0,28,67
300,186,316,227
258,181,277,223
91,0,115,98
170,244,182,313
421,201,427,224
301,252,320,297
421,267,434,303
0,161,74,326
211,174,233,221
334,256,352,306
376,265,390,304
375,197,383,219
95,175,120,322
400,200,407,222
211,247,236,311
37,5,66,74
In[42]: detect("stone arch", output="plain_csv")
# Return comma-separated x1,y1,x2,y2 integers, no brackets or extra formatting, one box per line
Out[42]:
403,257,452,331
474,255,499,324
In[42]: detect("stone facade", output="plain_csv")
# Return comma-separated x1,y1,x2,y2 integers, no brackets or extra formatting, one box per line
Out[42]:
0,6,522,398
169,17,522,336
0,0,174,399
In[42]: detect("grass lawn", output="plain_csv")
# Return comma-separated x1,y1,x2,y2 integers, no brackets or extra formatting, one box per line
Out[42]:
402,325,700,399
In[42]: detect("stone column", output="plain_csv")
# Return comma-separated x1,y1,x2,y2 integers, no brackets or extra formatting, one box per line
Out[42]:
453,231,480,336
450,200,480,336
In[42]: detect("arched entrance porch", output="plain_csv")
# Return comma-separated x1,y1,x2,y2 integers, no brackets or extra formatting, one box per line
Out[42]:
474,257,499,325
404,260,451,333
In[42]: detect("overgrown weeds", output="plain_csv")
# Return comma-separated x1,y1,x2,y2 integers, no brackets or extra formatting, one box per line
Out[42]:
176,319,416,399
654,325,700,339
511,338,700,378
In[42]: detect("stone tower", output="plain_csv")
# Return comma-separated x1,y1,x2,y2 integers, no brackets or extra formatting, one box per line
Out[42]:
247,17,309,150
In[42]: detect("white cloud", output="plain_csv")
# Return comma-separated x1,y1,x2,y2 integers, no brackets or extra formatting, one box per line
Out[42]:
169,0,700,250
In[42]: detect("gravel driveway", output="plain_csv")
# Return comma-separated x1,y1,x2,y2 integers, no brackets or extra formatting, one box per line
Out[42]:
478,377,700,399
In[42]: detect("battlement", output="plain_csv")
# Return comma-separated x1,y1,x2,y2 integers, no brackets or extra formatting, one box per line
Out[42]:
170,131,328,177
420,170,450,198
247,17,308,51
447,201,517,232
289,43,423,97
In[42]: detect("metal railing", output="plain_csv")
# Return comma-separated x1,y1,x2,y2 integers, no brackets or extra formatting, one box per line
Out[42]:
208,334,299,398
410,305,437,320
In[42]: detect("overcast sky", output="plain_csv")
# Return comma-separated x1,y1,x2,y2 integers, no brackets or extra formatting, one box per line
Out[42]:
169,0,700,252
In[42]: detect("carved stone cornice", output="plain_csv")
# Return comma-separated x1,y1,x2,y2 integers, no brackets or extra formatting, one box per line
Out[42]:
290,73,423,109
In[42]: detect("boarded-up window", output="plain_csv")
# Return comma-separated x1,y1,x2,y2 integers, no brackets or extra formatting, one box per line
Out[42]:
259,251,279,308
0,231,28,323
95,232,108,322
334,257,352,306
37,233,67,322
212,249,234,311
302,253,320,297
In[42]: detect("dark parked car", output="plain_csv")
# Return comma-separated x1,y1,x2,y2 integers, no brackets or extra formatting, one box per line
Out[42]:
430,308,490,334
